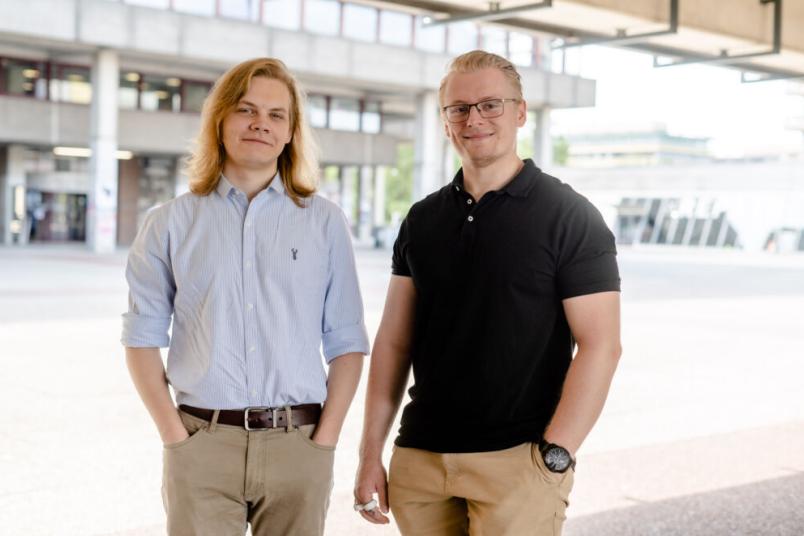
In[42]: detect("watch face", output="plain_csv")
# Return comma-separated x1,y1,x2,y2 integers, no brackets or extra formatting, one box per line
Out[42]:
544,446,571,472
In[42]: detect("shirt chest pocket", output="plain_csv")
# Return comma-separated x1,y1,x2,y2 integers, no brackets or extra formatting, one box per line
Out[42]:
263,235,329,309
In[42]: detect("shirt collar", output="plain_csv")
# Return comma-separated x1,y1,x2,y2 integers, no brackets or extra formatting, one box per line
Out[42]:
450,158,539,198
215,172,285,198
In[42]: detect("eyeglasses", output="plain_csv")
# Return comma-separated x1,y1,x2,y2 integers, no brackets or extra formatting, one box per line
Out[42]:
442,98,520,123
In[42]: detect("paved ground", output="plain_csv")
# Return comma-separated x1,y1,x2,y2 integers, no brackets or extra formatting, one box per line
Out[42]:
1,244,803,535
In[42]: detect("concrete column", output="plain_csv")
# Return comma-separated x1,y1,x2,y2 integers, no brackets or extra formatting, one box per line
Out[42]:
357,165,374,245
87,49,120,253
340,166,356,230
373,165,386,227
533,107,553,170
1,145,28,245
413,91,446,201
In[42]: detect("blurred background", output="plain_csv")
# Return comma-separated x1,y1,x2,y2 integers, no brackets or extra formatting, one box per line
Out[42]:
1,1,803,535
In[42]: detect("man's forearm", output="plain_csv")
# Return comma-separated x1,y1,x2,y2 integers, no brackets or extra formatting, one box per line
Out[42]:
125,347,186,443
359,340,411,461
543,343,621,455
314,352,364,445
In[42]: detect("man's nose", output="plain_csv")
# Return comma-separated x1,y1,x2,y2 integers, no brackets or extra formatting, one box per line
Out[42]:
465,105,485,126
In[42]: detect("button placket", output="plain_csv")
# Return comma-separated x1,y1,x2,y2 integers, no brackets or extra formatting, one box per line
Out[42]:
242,204,259,406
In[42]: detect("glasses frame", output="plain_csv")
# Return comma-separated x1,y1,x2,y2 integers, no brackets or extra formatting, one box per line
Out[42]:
441,98,520,123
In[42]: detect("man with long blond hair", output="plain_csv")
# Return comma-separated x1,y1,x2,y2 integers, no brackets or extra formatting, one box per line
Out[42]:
122,57,369,535
354,50,622,535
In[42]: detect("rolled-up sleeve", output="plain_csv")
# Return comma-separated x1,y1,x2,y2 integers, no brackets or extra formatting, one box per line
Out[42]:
321,208,370,362
121,205,175,348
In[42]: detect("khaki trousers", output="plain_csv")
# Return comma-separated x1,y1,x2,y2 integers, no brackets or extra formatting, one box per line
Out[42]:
388,442,574,536
161,409,335,536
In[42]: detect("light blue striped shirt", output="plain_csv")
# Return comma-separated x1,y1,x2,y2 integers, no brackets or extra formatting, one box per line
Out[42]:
121,175,370,409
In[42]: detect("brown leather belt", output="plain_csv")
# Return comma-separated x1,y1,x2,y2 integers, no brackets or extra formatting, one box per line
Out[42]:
179,404,322,430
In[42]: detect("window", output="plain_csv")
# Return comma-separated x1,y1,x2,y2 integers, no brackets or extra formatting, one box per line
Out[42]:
1,58,45,98
119,71,140,110
50,65,92,104
343,3,377,42
304,0,340,36
329,97,360,131
173,0,215,16
219,0,260,21
480,26,507,57
182,81,211,112
414,16,444,53
123,0,169,8
379,10,412,47
307,95,328,128
509,32,534,66
361,101,381,133
447,22,477,55
263,0,300,29
141,75,181,112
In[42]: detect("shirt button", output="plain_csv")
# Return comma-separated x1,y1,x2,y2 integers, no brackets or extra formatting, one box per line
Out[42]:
245,261,252,268
249,346,256,353
245,222,252,228
467,216,474,222
250,390,257,396
454,186,459,191
246,303,254,311
466,199,473,205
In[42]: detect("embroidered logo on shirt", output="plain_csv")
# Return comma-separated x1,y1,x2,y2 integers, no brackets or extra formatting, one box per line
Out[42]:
291,248,298,260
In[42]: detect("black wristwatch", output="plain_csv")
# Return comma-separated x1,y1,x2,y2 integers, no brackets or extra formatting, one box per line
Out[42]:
539,440,576,473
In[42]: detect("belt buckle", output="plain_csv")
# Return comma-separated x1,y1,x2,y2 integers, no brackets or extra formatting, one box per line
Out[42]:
244,406,277,431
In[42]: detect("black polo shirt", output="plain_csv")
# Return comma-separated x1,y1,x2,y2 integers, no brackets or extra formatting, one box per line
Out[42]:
391,159,620,453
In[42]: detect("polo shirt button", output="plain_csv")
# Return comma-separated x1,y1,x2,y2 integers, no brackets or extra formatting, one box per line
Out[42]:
455,186,460,191
466,199,473,205
467,216,474,222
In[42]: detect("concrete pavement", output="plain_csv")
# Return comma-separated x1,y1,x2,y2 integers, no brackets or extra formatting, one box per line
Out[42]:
1,244,803,535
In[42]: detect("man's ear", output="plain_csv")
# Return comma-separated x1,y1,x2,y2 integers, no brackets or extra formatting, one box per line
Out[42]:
517,99,527,127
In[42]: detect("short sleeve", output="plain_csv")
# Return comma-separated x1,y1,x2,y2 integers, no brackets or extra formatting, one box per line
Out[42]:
391,217,412,277
556,198,621,300
121,206,176,348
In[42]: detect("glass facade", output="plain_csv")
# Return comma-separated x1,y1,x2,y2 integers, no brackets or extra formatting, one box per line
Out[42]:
509,32,534,66
263,0,301,29
361,102,381,134
330,97,360,131
173,0,215,16
447,22,478,55
182,81,211,113
308,95,328,128
414,16,445,53
140,75,181,112
1,58,44,97
343,3,377,42
379,10,412,47
304,0,340,36
50,65,91,104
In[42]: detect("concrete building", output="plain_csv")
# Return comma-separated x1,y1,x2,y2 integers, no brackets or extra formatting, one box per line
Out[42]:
559,159,804,253
0,0,595,252
559,122,712,168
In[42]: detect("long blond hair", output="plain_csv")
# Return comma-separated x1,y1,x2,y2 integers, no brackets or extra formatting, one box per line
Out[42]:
186,58,318,206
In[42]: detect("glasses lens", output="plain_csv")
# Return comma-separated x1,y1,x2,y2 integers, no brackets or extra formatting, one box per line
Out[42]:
478,99,504,117
446,104,469,122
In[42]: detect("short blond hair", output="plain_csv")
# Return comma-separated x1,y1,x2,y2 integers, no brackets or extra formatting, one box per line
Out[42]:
438,50,523,106
186,58,318,207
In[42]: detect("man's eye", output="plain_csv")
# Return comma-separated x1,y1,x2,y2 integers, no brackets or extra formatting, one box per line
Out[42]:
452,105,469,114
480,101,501,111
270,113,285,120
238,108,254,114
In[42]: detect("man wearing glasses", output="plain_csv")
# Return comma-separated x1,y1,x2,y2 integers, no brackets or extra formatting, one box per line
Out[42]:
354,50,622,535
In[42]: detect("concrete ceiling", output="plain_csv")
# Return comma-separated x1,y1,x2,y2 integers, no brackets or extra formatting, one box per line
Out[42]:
375,0,804,81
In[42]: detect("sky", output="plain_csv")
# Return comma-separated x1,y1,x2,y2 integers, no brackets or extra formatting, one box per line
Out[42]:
550,45,804,159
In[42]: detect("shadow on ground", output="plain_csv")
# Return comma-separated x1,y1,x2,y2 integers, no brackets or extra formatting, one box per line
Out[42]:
566,472,804,536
